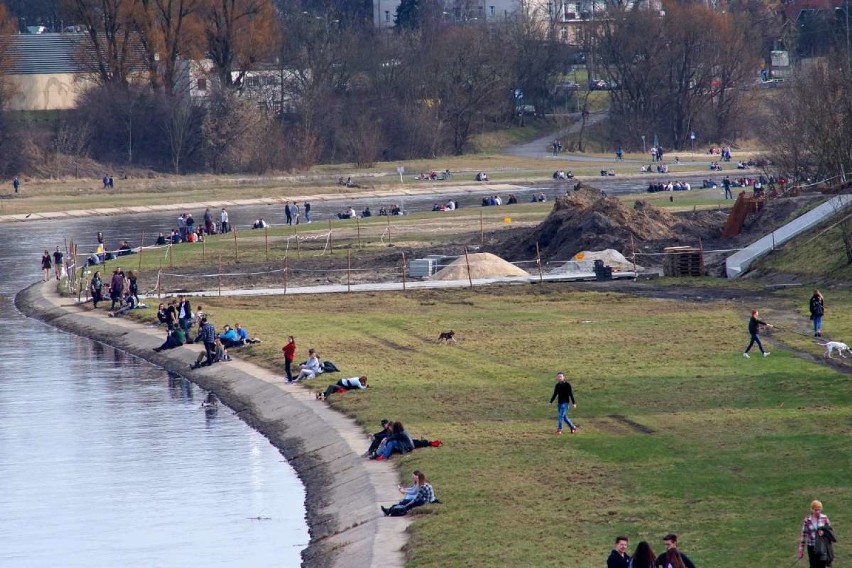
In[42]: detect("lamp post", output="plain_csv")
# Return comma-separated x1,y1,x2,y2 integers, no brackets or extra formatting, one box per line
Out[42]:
641,135,646,154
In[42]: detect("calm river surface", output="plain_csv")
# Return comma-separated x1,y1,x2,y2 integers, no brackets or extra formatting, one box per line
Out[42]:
0,214,309,567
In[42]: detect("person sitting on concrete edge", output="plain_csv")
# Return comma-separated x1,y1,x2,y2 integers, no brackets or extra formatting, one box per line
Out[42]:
153,327,186,352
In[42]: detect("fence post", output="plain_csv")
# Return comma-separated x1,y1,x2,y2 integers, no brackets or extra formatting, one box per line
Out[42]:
387,215,392,244
463,246,474,288
356,216,362,249
347,249,351,292
630,235,637,281
265,226,269,261
218,254,222,297
284,256,288,293
535,241,543,282
480,210,484,245
233,227,239,262
294,225,301,259
202,237,205,262
169,244,174,268
401,251,407,291
138,231,144,270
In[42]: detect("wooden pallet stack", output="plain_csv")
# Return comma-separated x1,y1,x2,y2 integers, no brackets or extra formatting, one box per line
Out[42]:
663,246,704,277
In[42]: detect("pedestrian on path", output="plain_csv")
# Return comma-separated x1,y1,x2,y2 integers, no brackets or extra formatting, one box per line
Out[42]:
798,499,833,568
743,309,772,358
723,176,732,199
549,371,577,434
41,250,52,281
809,290,824,337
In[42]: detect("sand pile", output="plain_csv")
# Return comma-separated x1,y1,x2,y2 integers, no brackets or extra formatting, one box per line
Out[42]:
550,249,642,274
431,252,530,280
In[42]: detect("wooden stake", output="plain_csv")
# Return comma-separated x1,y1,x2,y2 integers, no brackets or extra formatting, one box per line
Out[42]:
630,234,637,281
218,254,222,297
294,225,301,259
387,215,392,244
265,226,269,261
480,210,484,244
356,216,362,249
233,227,239,262
463,246,473,288
401,251,407,291
169,244,174,268
347,249,351,292
202,237,206,262
138,231,144,270
535,241,543,282
283,256,288,293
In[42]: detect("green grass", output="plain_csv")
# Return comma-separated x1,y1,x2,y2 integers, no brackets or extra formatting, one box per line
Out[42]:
758,215,852,280
128,286,852,567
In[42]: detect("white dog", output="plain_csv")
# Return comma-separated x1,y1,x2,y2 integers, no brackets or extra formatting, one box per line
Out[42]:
822,341,851,359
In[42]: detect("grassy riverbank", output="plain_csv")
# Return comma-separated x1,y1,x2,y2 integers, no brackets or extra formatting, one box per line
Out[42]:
127,285,851,567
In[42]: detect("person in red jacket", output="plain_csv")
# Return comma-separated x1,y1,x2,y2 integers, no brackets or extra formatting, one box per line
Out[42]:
282,336,296,383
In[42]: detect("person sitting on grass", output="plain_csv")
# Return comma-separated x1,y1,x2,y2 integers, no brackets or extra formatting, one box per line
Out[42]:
364,419,391,457
219,324,243,349
235,323,261,345
373,421,415,461
295,348,323,381
109,292,138,317
153,327,186,352
380,470,438,517
317,376,368,400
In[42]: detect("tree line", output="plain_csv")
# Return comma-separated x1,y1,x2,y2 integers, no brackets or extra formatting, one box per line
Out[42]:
0,0,845,178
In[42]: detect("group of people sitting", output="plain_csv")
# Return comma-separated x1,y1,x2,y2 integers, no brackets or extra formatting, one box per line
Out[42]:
252,219,269,229
431,200,458,212
709,161,723,171
474,171,489,182
552,170,573,180
646,181,692,193
337,207,358,219
381,469,440,517
365,419,442,461
414,169,451,181
481,195,503,206
600,169,617,176
640,163,671,174
377,204,403,216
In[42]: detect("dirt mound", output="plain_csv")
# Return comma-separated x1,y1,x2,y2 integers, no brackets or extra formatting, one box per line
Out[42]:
503,182,727,263
431,252,530,280
551,249,642,273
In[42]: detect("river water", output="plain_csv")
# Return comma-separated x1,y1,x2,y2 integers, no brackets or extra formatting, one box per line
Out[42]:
0,215,309,567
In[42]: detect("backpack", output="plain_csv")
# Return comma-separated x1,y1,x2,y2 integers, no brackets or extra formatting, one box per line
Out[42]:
322,360,340,373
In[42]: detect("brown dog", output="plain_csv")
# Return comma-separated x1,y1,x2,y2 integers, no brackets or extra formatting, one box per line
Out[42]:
438,330,456,344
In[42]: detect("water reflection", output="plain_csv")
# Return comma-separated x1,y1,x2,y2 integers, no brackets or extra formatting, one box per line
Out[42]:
0,213,309,567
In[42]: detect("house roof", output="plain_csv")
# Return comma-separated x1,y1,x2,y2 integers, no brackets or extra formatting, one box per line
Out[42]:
4,33,85,75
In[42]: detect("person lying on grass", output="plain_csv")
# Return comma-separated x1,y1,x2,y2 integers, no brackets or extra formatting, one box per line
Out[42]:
316,376,368,400
366,420,442,459
380,470,439,517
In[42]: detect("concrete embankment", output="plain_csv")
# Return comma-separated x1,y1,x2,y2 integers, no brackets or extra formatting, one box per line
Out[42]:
15,282,408,568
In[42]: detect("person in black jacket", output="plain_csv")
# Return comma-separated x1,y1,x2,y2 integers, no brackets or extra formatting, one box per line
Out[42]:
743,309,772,358
809,290,825,337
607,536,630,568
549,372,577,434
654,534,695,568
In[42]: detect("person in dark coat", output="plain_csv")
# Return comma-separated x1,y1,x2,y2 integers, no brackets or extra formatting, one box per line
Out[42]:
549,371,577,434
809,290,825,337
743,309,772,358
607,536,630,568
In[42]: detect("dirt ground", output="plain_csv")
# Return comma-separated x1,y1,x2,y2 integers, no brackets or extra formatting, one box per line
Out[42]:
150,184,829,293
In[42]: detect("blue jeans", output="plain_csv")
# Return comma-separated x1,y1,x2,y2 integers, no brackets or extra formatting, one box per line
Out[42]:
557,402,576,431
813,315,822,334
380,440,399,459
745,333,764,354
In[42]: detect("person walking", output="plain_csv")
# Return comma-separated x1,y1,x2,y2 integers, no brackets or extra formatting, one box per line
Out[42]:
52,246,64,280
654,534,695,568
798,499,832,568
743,309,772,358
549,371,577,434
41,250,52,281
607,536,631,568
13,176,20,193
809,290,825,337
285,202,293,225
304,201,312,223
282,335,296,382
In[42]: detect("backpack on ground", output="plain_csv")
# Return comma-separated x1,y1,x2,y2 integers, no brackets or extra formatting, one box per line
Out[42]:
322,360,340,373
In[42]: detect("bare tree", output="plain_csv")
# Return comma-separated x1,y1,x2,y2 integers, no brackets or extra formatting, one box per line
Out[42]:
136,0,204,93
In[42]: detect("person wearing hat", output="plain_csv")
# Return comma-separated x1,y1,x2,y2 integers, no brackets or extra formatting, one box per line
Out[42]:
743,309,772,358
364,419,392,458
654,534,694,568
799,499,832,567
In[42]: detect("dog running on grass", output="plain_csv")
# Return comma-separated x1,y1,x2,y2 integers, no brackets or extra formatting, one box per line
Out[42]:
821,340,851,359
437,330,456,344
